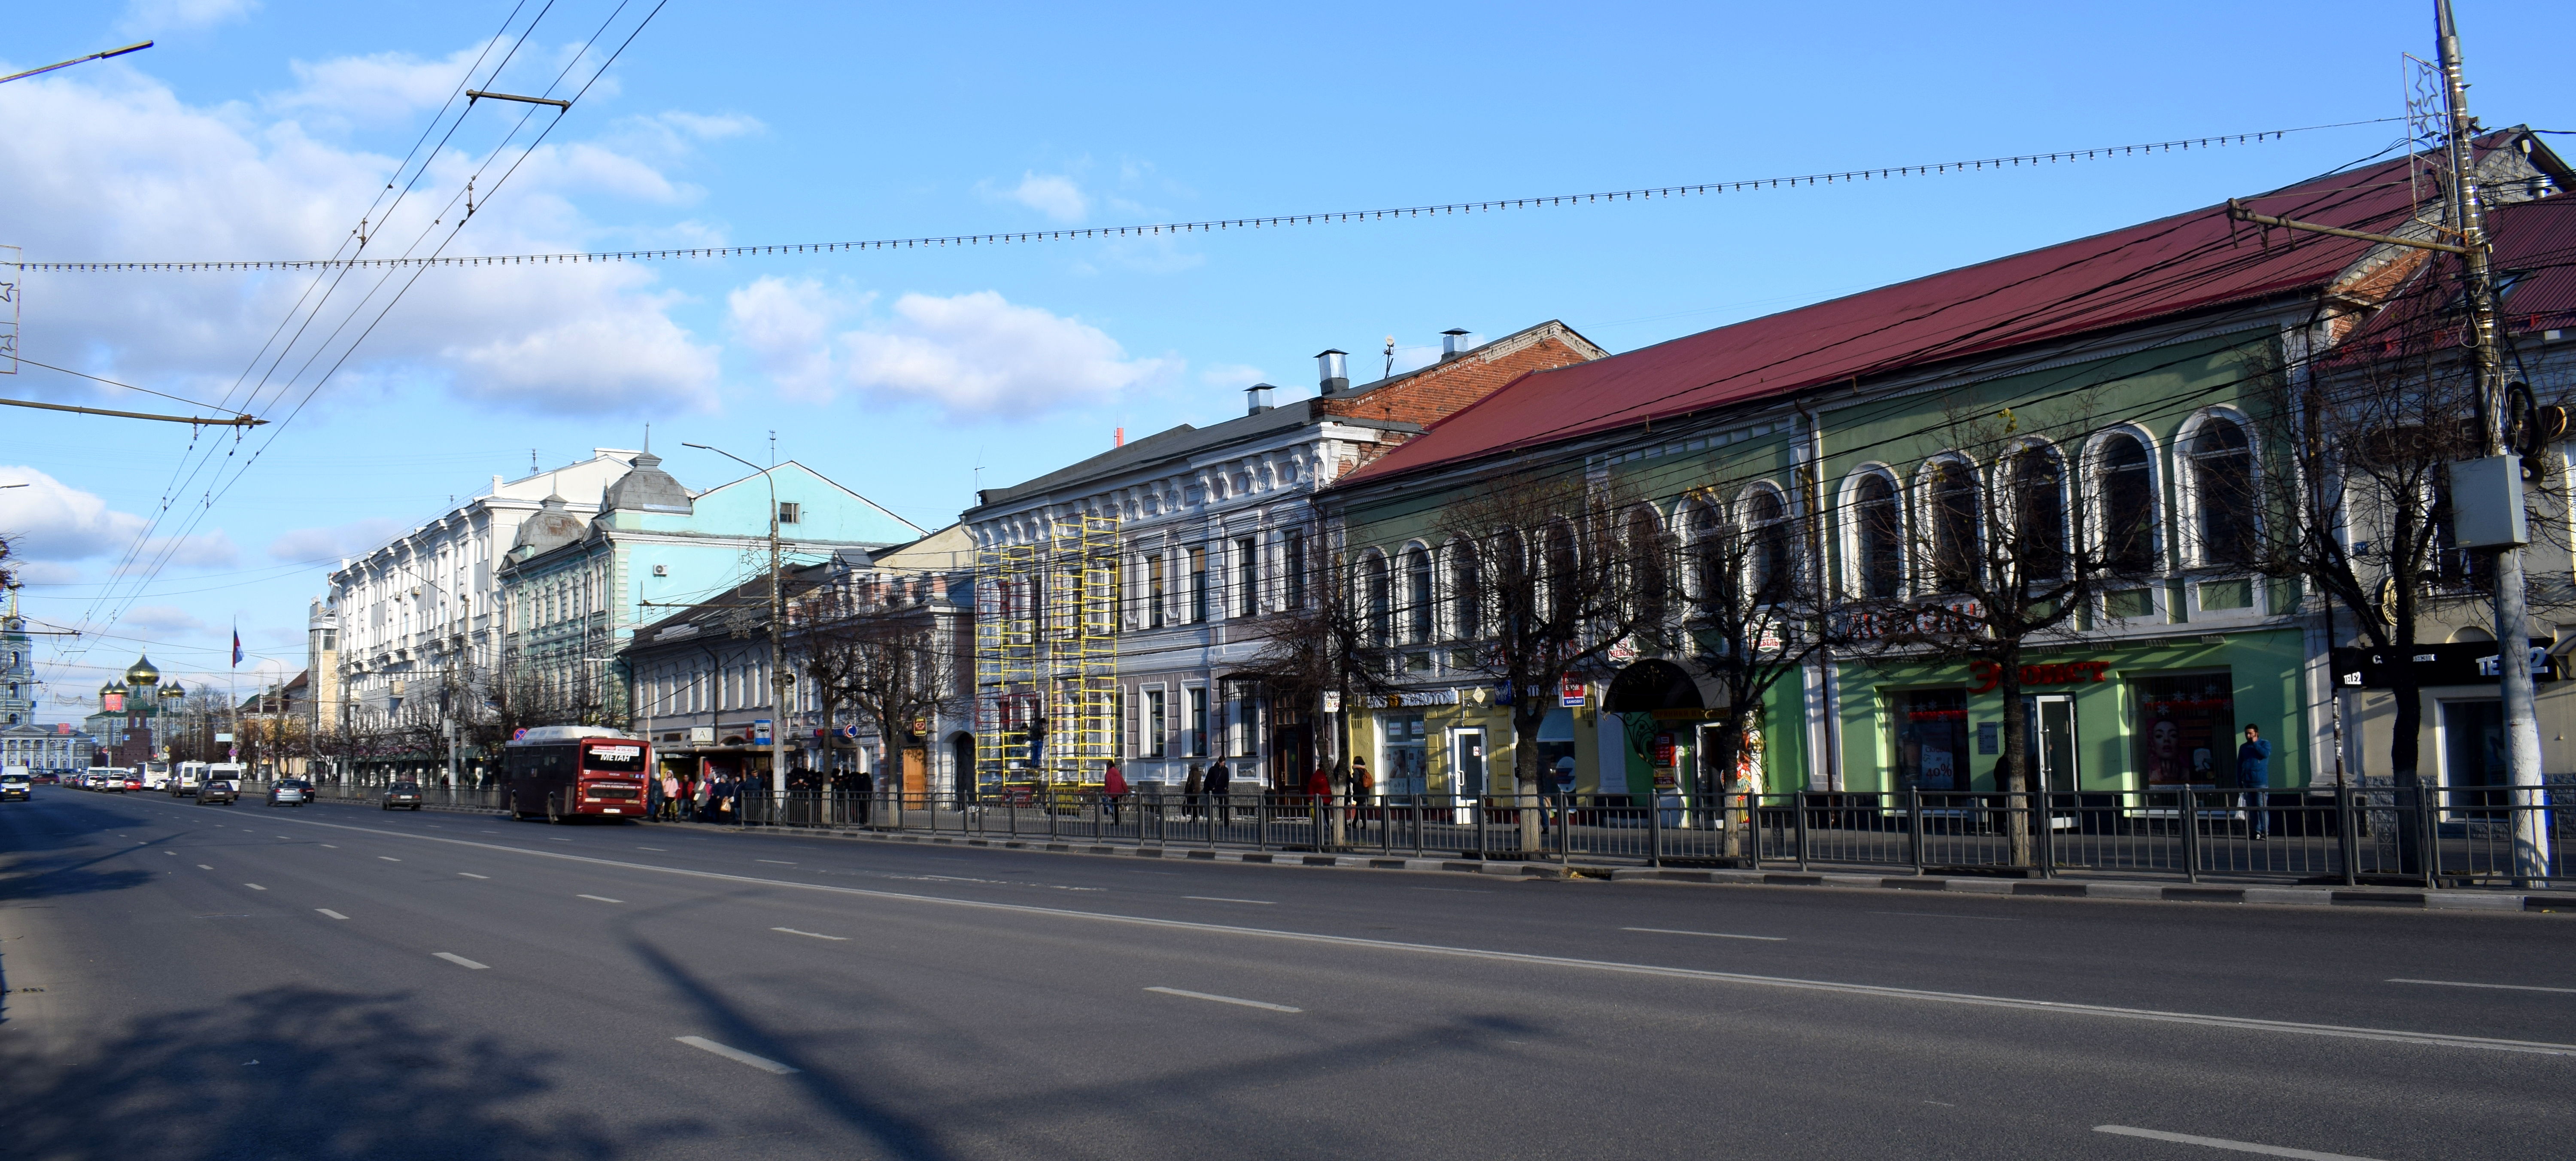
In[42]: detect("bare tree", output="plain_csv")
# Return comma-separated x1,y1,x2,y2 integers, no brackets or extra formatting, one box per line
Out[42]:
1234,516,1401,795
802,576,958,799
1674,477,1834,811
1435,462,1663,853
1838,400,2160,865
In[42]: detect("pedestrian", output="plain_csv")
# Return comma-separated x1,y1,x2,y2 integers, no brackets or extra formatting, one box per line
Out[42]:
1307,761,1333,808
660,772,680,821
1183,762,1204,818
1103,759,1127,823
1204,758,1231,821
2238,724,2271,840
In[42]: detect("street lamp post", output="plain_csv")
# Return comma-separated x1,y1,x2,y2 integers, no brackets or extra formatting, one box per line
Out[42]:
0,41,151,86
683,443,790,812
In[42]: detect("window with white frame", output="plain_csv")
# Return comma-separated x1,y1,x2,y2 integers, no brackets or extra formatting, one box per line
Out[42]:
2186,416,2256,568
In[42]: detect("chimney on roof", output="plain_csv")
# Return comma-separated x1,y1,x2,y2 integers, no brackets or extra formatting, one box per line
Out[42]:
1441,329,1472,361
1315,349,1349,395
1245,382,1276,416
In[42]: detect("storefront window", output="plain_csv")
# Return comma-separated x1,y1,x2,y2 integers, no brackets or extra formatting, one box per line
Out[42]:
1379,713,1427,796
2441,700,2507,817
1893,688,1969,791
2129,672,2233,787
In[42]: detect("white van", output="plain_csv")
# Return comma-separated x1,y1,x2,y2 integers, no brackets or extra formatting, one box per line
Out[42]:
174,761,207,796
204,763,246,795
141,761,172,790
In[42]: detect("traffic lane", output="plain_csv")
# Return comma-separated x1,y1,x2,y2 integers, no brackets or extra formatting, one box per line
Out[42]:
261,798,2576,1043
19,794,2575,1161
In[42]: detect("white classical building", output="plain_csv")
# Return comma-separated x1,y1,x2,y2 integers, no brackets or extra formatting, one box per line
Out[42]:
322,449,641,729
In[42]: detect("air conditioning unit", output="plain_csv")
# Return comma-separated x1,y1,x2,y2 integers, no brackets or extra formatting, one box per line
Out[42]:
652,564,668,577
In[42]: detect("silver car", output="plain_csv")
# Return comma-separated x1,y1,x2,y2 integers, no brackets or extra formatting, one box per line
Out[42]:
265,779,312,807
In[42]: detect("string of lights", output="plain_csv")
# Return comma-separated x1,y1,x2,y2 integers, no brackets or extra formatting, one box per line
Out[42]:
15,118,2400,274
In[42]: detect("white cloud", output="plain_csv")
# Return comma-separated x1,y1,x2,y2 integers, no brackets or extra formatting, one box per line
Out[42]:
728,284,1174,417
0,467,150,560
1004,172,1089,222
269,41,487,126
267,517,403,562
120,532,240,574
121,0,258,34
122,605,209,635
0,54,728,417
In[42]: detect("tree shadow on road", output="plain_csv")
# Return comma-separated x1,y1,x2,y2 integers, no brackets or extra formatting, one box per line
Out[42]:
0,985,654,1161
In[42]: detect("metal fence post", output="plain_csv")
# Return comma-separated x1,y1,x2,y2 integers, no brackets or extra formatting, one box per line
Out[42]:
2180,787,2201,884
2035,791,2054,879
1257,793,1270,853
1649,792,1664,869
2419,784,2441,890
1794,791,1811,872
1907,788,1923,873
2339,786,2359,887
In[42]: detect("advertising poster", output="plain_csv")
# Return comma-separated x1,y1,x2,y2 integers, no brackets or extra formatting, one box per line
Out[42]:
1895,689,1968,791
2129,672,2235,786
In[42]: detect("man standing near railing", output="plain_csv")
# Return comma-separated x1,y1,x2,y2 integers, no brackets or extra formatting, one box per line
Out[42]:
2239,725,2271,842
1104,759,1126,824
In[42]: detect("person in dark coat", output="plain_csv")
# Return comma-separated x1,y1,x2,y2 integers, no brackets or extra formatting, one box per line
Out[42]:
1203,759,1232,820
2238,725,2272,840
1183,763,1204,818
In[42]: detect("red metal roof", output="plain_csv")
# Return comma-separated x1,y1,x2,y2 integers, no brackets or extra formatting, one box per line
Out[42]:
1343,149,2482,486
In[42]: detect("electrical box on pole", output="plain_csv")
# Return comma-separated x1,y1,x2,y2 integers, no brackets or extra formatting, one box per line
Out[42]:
2448,456,2528,548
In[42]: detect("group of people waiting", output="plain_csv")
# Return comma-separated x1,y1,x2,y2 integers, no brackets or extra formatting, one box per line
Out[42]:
644,772,743,823
1096,758,1352,819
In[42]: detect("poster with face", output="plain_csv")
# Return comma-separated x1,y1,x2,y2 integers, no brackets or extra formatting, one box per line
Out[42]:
1896,689,1969,791
2130,673,2235,787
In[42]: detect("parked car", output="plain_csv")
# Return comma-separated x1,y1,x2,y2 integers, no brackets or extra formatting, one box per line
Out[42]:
1,772,30,802
198,780,237,805
382,781,424,811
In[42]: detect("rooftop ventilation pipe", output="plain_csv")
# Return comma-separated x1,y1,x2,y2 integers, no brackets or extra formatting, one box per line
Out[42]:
1441,329,1472,361
1315,349,1349,395
1245,382,1276,416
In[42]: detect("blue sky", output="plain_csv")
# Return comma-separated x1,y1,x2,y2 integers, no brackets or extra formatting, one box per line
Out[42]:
3,0,2571,714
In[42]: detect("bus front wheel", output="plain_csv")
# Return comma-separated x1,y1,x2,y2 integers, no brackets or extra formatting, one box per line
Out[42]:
545,793,565,824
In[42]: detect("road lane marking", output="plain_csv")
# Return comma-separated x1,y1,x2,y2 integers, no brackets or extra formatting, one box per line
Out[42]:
378,856,401,862
458,872,489,879
772,927,847,941
675,1036,798,1075
1145,986,1302,1013
2093,1125,2383,1160
1868,910,2020,921
221,810,2576,1058
578,894,624,904
316,909,348,920
1185,896,1274,905
321,844,338,848
197,864,213,869
244,884,267,891
1624,927,1788,942
637,846,666,851
164,851,176,855
2388,978,2576,995
756,859,797,865
433,952,489,970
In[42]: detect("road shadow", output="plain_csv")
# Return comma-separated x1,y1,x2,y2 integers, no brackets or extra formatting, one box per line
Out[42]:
0,800,163,904
0,985,656,1161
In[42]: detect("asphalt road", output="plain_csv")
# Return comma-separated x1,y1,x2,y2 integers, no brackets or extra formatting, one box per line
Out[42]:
4,789,2574,1161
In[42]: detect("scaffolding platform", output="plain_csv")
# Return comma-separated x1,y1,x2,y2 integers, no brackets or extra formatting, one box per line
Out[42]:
975,514,1118,786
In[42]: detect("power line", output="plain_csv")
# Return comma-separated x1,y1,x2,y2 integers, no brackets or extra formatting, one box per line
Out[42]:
15,119,2401,274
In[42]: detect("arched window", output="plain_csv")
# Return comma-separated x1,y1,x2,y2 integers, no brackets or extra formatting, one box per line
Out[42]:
2097,434,2156,572
1743,488,1790,603
1403,546,1433,643
1689,501,1726,605
1928,460,1981,592
2011,448,2066,582
1362,554,1392,647
1854,474,1901,599
2190,418,2255,565
1447,541,1483,640
1628,507,1670,625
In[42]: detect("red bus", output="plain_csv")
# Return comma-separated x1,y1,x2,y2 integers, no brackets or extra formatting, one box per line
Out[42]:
504,726,651,823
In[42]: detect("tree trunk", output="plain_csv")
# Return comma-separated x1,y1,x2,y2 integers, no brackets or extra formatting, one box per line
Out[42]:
1514,700,1545,855
2389,669,2425,877
1996,652,2033,868
1706,714,1746,860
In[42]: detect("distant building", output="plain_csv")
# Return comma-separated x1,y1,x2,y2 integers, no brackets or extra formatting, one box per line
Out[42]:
0,722,95,773
1,594,34,729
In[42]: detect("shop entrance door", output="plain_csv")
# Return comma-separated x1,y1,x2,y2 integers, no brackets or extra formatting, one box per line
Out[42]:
2029,694,2078,829
1451,728,1486,824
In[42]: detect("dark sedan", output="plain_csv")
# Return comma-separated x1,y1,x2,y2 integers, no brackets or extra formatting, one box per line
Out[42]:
198,781,238,805
382,781,424,810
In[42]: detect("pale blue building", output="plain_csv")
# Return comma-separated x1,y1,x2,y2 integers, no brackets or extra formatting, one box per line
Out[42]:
498,450,922,723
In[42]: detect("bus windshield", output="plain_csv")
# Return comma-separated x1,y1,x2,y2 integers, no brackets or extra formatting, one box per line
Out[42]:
583,743,647,774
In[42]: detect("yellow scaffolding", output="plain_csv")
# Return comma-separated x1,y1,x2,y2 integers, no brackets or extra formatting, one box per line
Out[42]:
976,514,1118,786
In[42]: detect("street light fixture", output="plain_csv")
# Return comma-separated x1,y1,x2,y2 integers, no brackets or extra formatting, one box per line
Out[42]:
682,441,790,811
0,41,152,86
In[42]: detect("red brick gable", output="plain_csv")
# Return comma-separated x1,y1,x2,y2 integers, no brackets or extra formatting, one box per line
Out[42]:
1314,322,1604,431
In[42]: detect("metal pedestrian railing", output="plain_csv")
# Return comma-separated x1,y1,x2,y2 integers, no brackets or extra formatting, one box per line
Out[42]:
727,785,2573,890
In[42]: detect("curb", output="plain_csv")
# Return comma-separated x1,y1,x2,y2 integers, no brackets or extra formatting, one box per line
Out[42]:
297,798,2571,914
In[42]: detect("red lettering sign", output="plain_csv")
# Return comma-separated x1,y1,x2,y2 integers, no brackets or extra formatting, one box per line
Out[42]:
1968,658,2112,694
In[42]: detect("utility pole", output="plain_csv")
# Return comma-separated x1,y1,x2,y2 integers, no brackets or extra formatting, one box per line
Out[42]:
687,442,790,811
2435,0,2549,881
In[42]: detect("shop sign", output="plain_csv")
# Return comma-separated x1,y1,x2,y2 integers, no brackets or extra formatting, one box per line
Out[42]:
1841,598,1984,642
1320,691,1342,714
1608,637,1639,664
1559,679,1587,708
753,719,773,743
2330,641,2559,688
1967,658,2112,694
1375,689,1461,708
1652,732,1676,768
689,726,716,743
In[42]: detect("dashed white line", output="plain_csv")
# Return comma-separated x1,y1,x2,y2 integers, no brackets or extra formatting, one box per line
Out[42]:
433,952,489,970
578,894,624,904
458,872,489,879
637,846,667,851
1145,986,1302,1013
163,850,176,855
316,909,348,920
1623,927,1788,942
675,1036,798,1075
1185,896,1274,905
244,883,267,891
321,844,339,849
756,859,797,865
2093,1125,2383,1160
197,864,213,870
771,927,847,941
378,856,402,862
2388,978,2576,995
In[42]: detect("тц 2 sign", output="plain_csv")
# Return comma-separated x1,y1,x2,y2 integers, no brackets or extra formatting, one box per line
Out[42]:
1968,659,2112,694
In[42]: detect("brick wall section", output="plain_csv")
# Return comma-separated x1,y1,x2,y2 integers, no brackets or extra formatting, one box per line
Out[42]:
1313,321,1605,432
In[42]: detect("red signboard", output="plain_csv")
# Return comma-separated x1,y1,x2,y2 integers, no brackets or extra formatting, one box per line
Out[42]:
1968,658,2111,694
